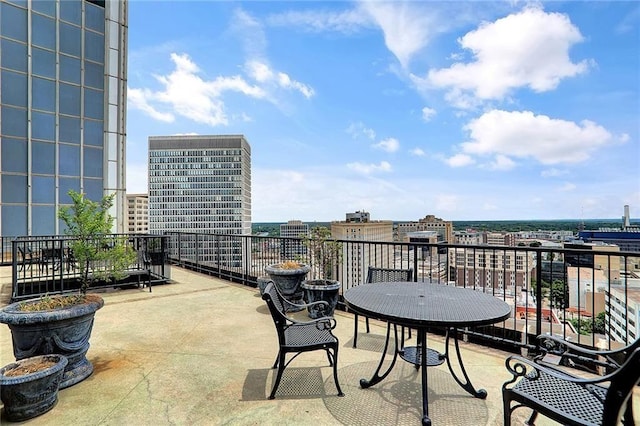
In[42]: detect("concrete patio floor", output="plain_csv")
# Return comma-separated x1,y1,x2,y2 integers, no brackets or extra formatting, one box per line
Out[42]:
0,266,629,425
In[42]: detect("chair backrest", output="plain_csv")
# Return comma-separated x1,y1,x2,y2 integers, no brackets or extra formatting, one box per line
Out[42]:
603,347,640,424
262,282,289,342
366,266,413,284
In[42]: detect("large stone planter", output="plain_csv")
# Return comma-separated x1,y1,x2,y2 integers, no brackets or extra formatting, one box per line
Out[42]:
0,294,104,389
301,279,341,319
0,354,68,422
264,263,311,312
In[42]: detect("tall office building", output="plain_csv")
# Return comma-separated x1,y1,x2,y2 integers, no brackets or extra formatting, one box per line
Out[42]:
126,193,148,234
280,220,309,258
148,135,251,266
0,0,128,236
331,211,393,288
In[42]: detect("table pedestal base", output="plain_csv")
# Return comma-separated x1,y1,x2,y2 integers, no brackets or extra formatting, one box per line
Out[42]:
360,325,487,425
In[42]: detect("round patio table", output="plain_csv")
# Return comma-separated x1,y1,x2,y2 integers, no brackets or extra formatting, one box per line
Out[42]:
344,281,511,426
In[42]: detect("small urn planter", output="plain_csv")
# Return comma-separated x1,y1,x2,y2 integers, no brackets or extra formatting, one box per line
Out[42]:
264,262,311,312
0,294,104,389
301,279,341,319
0,354,68,422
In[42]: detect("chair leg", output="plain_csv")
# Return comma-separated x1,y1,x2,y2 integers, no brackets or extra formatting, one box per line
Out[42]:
269,352,287,400
526,409,538,425
331,346,344,397
503,395,512,426
623,400,634,426
325,349,333,366
353,314,359,348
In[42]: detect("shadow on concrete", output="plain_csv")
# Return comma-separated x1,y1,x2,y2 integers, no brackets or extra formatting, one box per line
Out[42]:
324,361,489,426
242,367,340,401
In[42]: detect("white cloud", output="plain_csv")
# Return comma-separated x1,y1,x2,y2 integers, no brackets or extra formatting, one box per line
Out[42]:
461,110,612,165
427,7,589,107
410,148,426,156
129,53,314,126
127,88,174,123
422,107,437,122
373,138,400,153
558,182,577,192
347,161,392,174
487,154,516,170
346,122,376,140
129,53,266,126
266,9,372,33
359,2,437,68
246,60,315,98
445,153,475,167
541,168,568,178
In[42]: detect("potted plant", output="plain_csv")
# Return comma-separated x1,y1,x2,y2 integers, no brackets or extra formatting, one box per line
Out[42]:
264,260,311,312
301,226,343,319
0,354,67,421
0,191,136,389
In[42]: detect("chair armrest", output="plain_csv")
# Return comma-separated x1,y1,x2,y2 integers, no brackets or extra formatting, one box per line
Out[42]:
536,335,622,370
504,354,612,387
288,316,337,330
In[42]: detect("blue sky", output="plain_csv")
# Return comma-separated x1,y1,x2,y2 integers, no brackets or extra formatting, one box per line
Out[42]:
125,1,640,222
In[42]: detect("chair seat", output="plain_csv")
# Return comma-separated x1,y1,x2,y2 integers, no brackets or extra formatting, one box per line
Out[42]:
511,370,606,426
284,323,337,348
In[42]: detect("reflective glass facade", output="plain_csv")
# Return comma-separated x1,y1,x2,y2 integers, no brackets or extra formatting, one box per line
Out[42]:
0,0,127,236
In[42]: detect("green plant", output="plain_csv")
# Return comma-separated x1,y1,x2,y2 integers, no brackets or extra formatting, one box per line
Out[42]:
58,190,136,294
302,226,342,280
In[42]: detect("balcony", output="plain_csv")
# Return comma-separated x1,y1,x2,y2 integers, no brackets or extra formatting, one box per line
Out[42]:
1,232,639,424
1,265,595,425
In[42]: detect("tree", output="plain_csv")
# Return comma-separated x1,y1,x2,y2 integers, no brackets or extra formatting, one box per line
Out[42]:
58,190,136,294
302,226,342,280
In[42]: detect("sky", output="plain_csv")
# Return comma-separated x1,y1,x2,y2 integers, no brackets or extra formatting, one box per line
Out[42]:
125,1,640,223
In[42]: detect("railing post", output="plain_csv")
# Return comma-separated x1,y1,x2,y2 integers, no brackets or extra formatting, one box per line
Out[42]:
11,239,18,301
535,248,543,338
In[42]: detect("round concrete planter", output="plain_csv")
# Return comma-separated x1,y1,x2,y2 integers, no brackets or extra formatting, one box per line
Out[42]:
264,263,311,312
301,279,341,319
0,294,104,389
0,354,68,422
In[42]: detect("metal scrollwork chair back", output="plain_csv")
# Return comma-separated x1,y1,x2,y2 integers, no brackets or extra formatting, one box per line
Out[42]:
261,281,344,399
352,266,413,348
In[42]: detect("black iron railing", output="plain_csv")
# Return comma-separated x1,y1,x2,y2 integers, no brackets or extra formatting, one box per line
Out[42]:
165,231,640,354
10,234,171,301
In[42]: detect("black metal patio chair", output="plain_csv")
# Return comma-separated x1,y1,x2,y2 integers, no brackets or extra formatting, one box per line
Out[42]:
352,266,413,348
503,334,640,425
262,281,344,399
17,246,40,272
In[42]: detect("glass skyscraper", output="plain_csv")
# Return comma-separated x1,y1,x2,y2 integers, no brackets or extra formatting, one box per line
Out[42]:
0,0,127,236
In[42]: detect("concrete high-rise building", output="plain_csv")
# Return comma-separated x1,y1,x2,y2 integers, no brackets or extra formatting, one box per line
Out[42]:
0,0,128,236
331,212,393,288
126,194,148,234
280,220,309,258
148,135,251,266
396,215,453,244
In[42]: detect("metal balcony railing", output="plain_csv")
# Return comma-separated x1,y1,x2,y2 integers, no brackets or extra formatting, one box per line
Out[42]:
9,234,171,301
165,231,640,354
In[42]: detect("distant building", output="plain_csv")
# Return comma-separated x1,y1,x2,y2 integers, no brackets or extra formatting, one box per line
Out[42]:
454,230,483,246
396,215,453,243
148,135,251,267
484,232,516,246
126,194,148,234
578,205,640,252
448,248,535,295
280,220,309,258
0,0,128,236
331,212,393,287
606,281,640,344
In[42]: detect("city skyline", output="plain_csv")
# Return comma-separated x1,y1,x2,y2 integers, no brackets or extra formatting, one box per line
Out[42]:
125,1,639,222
